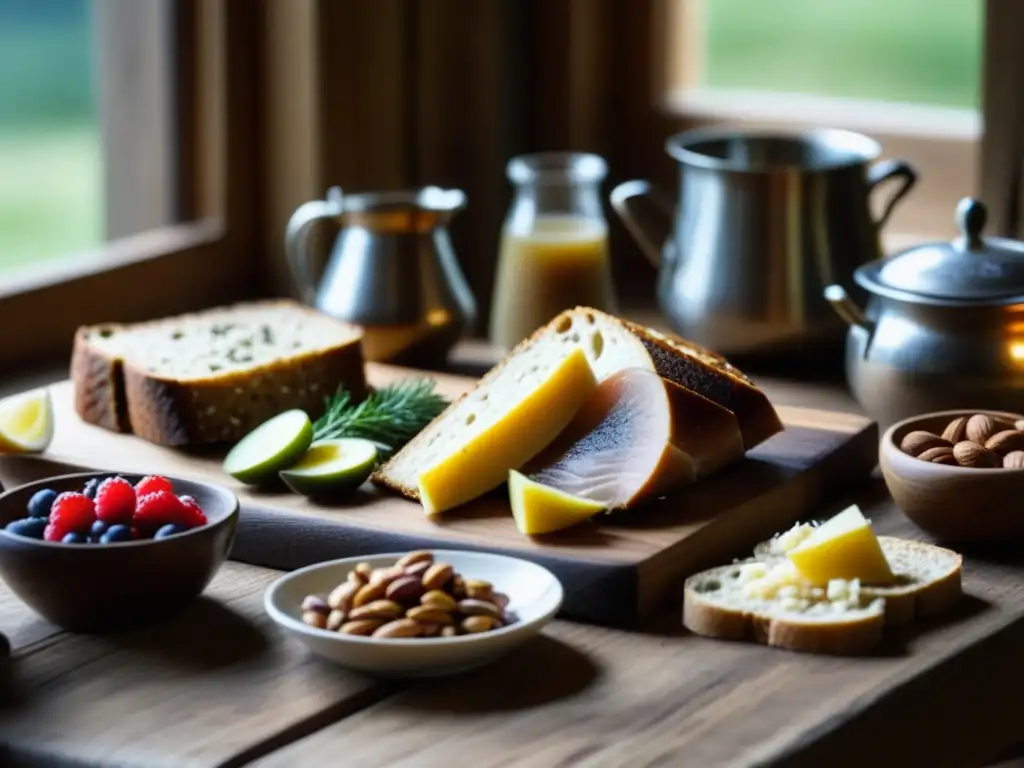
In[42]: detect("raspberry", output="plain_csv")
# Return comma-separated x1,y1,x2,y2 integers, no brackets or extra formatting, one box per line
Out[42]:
135,475,173,497
94,477,136,525
178,495,208,528
47,492,96,540
133,490,188,533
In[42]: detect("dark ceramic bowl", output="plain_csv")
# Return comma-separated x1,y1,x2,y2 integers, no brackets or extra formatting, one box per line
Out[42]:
0,471,238,632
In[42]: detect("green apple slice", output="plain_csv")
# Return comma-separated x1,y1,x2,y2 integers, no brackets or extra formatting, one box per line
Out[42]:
223,409,313,485
279,438,379,498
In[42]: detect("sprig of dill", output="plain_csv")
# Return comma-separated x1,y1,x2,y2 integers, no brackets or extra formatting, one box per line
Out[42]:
312,378,449,459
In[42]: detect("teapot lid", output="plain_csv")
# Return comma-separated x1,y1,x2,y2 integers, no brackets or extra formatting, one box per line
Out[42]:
866,198,1024,303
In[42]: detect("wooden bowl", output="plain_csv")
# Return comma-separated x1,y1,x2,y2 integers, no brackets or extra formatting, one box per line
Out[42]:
0,471,238,632
879,409,1024,543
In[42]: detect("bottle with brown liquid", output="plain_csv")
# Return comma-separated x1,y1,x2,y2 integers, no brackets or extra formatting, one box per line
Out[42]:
489,152,617,350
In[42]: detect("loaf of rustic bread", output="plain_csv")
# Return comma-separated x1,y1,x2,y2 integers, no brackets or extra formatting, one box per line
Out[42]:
374,306,783,500
71,300,366,447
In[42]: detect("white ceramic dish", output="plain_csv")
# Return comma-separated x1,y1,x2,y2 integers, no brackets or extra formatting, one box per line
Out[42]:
264,549,564,678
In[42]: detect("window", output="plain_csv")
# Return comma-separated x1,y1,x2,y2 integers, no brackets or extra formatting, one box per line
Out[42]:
0,1,260,370
0,0,101,272
663,0,983,242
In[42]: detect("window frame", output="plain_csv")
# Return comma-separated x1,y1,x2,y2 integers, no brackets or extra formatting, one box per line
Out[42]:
0,0,262,370
658,0,983,243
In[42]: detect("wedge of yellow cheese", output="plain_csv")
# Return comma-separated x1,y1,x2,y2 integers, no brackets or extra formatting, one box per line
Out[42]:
787,505,895,586
508,470,606,535
416,348,598,515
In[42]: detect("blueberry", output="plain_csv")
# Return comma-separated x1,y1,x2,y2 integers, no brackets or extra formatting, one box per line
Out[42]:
100,524,132,544
90,520,108,537
82,478,100,499
154,524,184,539
26,488,57,519
5,517,47,539
61,532,87,544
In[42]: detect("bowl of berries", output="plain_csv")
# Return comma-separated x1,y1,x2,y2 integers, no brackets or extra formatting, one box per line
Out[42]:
0,472,238,632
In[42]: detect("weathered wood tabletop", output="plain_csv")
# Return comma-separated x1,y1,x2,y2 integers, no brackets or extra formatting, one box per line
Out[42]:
1,358,1024,767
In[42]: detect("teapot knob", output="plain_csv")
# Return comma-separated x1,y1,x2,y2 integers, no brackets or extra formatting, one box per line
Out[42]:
955,197,987,251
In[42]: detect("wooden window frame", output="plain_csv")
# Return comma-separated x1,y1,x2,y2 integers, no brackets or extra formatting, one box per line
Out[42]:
658,0,984,244
0,0,262,371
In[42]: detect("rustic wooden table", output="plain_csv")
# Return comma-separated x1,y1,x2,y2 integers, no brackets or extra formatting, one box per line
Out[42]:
1,351,1024,767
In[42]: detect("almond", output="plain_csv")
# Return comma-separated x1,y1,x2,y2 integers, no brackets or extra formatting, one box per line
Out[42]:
302,610,327,629
918,446,957,465
327,581,358,613
965,414,1010,445
339,618,386,636
457,598,504,621
985,429,1024,457
406,605,455,625
953,440,1001,468
941,416,969,444
369,565,406,588
421,561,454,591
352,581,387,608
396,550,434,570
385,575,425,606
421,590,458,611
1016,419,1024,432
899,430,949,457
348,599,405,621
1005,450,1024,469
461,615,501,634
372,618,423,639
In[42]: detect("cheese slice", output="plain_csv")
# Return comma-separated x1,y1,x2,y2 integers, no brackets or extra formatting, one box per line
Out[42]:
787,505,895,586
416,347,597,515
508,470,606,535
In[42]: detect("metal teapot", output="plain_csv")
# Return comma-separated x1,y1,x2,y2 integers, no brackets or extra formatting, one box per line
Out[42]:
285,186,477,365
825,197,1024,428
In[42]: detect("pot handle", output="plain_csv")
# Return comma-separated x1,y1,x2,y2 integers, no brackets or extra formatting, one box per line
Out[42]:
610,180,675,268
824,285,875,334
866,159,918,232
284,186,345,305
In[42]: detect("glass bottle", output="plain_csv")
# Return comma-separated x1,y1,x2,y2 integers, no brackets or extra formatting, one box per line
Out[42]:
488,152,617,350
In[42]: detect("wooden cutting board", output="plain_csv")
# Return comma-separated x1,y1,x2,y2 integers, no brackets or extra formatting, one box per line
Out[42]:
3,364,879,626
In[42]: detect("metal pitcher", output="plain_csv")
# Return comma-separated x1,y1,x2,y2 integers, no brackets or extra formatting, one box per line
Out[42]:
610,127,917,357
285,186,477,365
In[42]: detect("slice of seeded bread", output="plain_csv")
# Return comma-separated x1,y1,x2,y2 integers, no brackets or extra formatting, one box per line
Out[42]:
374,307,782,500
684,537,963,655
753,533,963,625
71,300,366,447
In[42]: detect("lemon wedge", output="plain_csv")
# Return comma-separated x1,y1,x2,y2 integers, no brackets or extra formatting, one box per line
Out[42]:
508,469,606,535
0,388,54,454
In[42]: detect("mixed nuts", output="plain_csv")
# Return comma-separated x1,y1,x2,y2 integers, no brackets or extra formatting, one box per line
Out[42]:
899,413,1024,469
300,551,514,639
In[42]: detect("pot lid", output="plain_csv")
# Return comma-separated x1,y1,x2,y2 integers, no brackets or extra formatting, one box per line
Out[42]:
871,197,1024,302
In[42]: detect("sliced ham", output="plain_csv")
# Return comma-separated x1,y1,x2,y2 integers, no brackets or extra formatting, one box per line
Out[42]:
522,368,745,509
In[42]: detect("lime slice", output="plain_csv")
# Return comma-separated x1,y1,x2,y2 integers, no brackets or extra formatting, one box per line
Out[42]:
279,438,379,497
0,388,54,455
508,469,606,535
222,409,313,485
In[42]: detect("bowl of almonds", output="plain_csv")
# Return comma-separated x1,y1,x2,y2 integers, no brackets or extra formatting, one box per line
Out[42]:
263,549,563,677
880,409,1024,542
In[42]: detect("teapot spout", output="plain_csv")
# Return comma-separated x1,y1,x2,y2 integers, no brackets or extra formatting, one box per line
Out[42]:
610,180,674,268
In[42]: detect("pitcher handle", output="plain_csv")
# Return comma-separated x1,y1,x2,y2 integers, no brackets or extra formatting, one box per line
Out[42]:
610,180,675,268
866,159,917,232
284,187,345,304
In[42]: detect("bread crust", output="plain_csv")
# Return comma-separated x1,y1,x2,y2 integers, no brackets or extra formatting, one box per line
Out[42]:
70,326,130,433
71,301,367,447
864,537,963,625
683,567,885,656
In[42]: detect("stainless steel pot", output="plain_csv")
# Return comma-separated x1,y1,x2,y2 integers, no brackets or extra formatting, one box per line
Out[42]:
610,127,917,357
825,197,1024,428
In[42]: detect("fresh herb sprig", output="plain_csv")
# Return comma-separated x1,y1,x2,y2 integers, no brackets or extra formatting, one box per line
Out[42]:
312,378,449,460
